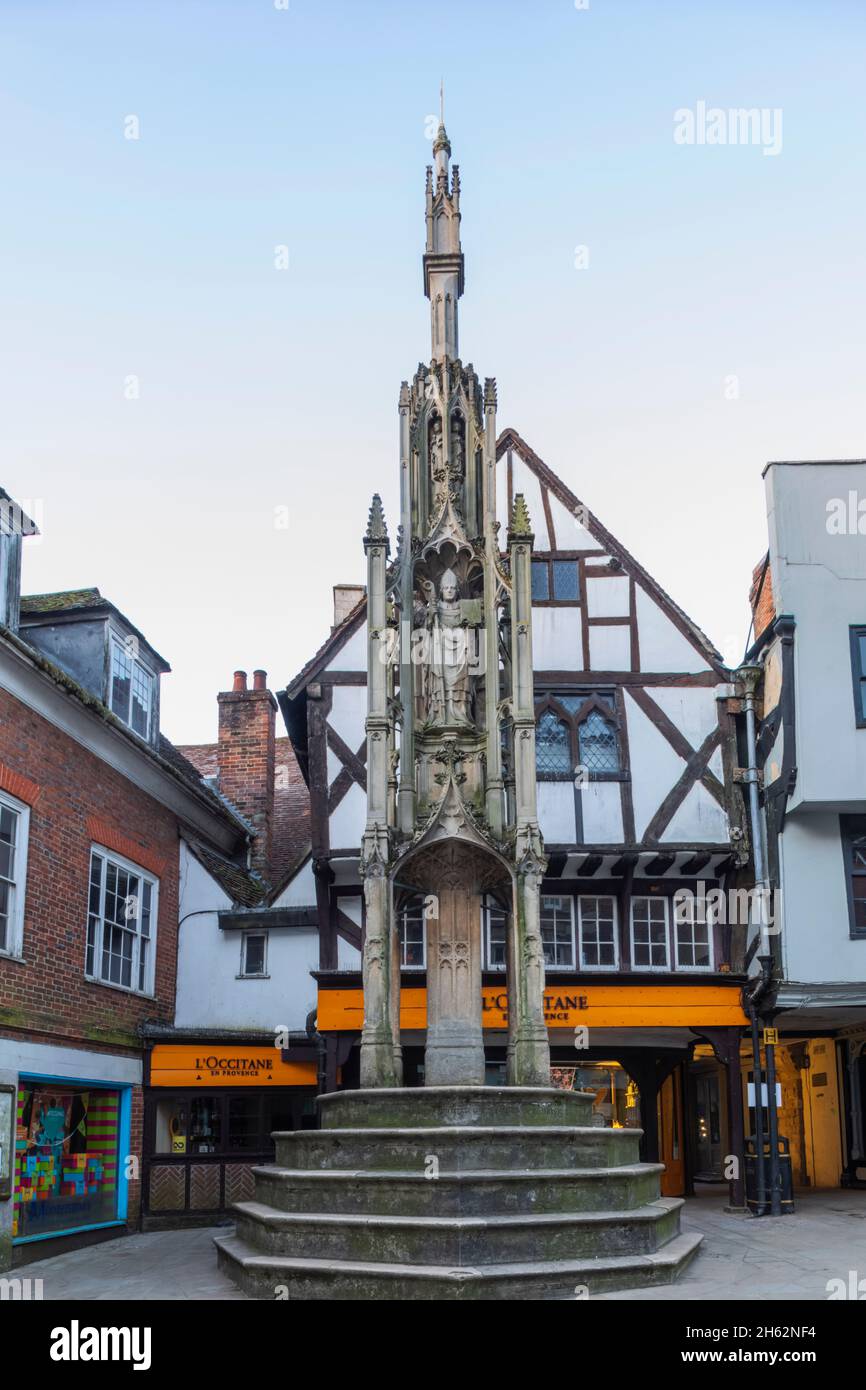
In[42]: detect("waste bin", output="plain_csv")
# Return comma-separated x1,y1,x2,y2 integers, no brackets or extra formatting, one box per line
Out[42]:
744,1135,795,1215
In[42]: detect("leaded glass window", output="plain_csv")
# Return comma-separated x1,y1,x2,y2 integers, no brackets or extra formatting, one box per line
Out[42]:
536,710,572,774
578,709,620,772
535,693,621,779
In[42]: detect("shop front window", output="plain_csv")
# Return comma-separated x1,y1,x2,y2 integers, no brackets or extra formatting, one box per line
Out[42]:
14,1084,123,1242
154,1097,188,1155
189,1096,221,1155
575,1063,641,1129
228,1095,261,1152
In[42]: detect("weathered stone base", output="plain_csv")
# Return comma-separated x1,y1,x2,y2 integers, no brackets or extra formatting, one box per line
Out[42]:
215,1086,702,1300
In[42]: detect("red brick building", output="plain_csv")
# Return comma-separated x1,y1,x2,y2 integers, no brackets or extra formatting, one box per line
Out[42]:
0,501,254,1267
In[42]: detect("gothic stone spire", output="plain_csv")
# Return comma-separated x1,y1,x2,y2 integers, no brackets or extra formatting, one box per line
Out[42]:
424,111,464,362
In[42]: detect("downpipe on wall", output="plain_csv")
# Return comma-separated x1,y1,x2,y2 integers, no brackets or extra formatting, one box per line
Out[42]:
739,664,783,1217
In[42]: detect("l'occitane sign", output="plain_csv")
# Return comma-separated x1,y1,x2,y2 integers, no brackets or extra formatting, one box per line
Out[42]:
150,1045,317,1087
316,983,747,1032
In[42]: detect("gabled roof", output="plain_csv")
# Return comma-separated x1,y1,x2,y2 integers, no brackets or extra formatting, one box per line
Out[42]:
280,427,728,716
284,591,367,701
498,428,727,674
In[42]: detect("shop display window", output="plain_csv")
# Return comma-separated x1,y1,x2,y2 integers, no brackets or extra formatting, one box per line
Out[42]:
574,1062,641,1129
14,1084,122,1242
152,1091,315,1160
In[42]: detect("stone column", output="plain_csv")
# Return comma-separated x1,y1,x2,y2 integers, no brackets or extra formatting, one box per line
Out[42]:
482,377,504,838
424,858,486,1086
360,496,402,1088
507,496,551,1087
397,381,416,837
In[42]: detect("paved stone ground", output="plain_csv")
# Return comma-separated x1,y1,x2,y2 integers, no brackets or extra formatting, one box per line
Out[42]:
596,1190,866,1301
15,1191,866,1301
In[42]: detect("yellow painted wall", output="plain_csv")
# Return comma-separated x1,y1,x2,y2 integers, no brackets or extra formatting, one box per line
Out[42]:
803,1039,843,1187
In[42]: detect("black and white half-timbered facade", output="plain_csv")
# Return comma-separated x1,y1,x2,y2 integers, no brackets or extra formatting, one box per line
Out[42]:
276,126,754,1203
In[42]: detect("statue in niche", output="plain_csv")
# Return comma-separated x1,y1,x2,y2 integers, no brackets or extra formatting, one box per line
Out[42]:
450,418,465,484
415,569,475,728
429,417,448,512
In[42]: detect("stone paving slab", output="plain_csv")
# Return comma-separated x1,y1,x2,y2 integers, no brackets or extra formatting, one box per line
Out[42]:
595,1192,866,1301
12,1191,866,1301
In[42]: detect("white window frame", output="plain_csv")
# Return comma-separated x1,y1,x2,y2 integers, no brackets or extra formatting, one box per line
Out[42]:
239,930,269,978
630,895,670,972
0,789,29,960
108,630,156,741
398,900,426,970
540,894,577,970
577,895,619,971
672,900,715,972
85,844,158,996
483,897,508,971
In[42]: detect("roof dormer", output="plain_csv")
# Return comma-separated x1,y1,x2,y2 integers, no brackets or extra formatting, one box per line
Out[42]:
18,588,170,749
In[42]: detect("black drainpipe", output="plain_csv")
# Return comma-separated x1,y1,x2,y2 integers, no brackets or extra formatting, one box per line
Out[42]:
744,965,770,1216
306,1008,327,1098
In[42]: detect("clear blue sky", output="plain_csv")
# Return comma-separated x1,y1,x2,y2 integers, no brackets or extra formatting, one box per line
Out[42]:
2,0,864,740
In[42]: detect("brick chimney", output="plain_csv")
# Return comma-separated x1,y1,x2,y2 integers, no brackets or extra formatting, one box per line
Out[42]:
332,583,365,630
217,669,276,877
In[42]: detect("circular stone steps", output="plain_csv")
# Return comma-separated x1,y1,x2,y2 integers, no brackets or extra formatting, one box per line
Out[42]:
215,1086,703,1300
230,1196,684,1263
215,1229,704,1301
318,1085,596,1130
250,1162,665,1216
274,1125,642,1172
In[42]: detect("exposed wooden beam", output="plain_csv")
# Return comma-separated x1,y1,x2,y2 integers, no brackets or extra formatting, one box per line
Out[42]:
576,854,604,877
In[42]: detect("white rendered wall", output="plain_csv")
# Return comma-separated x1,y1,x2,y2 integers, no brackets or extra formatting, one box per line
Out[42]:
538,782,576,842
175,842,318,1032
581,781,624,843
532,606,583,670
777,812,865,983
634,585,711,673
766,462,866,812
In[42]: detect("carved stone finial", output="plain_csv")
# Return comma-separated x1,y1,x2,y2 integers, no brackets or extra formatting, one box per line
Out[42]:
398,381,410,411
365,494,390,552
509,493,533,539
432,123,451,157
483,377,497,410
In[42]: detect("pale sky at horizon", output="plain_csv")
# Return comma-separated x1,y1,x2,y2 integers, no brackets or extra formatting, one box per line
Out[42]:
2,0,864,743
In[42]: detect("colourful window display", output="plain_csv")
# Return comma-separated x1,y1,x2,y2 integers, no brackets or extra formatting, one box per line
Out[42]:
13,1084,123,1241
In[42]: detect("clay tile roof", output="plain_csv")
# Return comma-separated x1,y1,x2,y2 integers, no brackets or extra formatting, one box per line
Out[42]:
184,841,269,908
